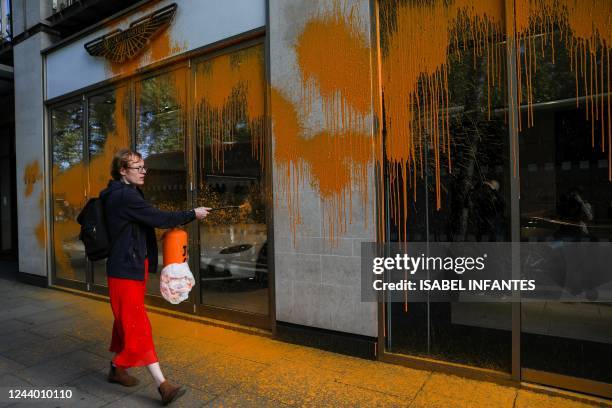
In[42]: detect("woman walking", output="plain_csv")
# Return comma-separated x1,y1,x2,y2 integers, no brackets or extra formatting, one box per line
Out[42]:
99,149,209,405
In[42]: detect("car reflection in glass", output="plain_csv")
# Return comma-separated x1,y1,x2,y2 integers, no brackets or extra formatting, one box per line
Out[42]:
200,224,267,285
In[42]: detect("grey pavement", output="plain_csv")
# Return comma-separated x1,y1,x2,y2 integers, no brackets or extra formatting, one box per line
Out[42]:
0,261,606,407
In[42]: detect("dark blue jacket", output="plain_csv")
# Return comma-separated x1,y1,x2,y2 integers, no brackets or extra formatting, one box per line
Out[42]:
99,180,195,281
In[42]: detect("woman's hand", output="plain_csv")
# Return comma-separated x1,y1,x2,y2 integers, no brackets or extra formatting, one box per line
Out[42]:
194,207,211,220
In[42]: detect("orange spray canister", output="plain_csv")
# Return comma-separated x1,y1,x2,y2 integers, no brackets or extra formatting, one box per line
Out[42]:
162,228,188,266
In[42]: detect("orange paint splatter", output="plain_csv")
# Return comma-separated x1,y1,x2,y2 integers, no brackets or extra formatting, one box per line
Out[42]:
274,0,375,242
109,29,185,77
271,87,373,241
513,0,612,180
23,161,42,197
378,0,611,245
34,191,46,248
48,83,132,279
89,86,130,194
105,3,184,78
50,161,85,280
194,45,266,171
380,0,505,241
271,87,303,239
296,0,371,133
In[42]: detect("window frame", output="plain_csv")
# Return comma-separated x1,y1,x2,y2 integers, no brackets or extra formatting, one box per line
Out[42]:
45,32,274,330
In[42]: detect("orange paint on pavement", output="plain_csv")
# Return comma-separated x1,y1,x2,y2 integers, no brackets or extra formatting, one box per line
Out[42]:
5,284,591,407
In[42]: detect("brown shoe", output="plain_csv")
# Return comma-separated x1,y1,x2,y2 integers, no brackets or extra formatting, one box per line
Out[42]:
108,362,140,387
158,380,186,406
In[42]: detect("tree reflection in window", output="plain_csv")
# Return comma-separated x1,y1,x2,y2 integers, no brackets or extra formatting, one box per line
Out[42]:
89,94,116,158
136,72,185,159
88,89,131,286
136,70,188,296
51,101,86,283
52,103,83,172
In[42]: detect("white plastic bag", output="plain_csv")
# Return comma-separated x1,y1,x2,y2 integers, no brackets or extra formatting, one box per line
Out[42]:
160,262,195,304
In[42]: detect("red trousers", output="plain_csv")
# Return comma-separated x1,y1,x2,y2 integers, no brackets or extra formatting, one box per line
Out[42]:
108,259,158,368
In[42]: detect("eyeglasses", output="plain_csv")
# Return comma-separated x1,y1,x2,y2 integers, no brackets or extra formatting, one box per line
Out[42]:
126,166,147,173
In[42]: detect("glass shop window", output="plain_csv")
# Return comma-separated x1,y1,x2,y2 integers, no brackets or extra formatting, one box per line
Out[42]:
380,0,512,372
518,14,612,384
51,101,87,283
88,87,130,286
136,68,190,298
193,44,269,315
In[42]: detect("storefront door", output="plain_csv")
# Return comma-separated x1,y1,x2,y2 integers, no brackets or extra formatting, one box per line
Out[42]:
192,42,271,327
49,38,272,329
135,66,192,310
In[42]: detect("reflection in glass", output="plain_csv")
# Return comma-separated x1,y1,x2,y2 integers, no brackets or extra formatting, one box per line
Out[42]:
136,69,188,297
381,0,511,372
89,88,130,286
422,102,511,371
195,45,268,315
51,102,86,282
519,22,612,382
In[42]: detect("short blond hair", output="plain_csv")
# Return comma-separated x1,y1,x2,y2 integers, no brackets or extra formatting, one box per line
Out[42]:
111,148,142,180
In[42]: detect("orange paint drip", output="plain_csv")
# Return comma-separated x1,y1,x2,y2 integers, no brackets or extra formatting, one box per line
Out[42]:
89,86,130,194
23,161,42,197
380,0,504,241
372,0,387,247
25,160,47,249
49,161,86,280
108,28,185,77
194,45,266,173
34,192,46,248
48,85,132,279
272,85,373,242
296,0,371,133
274,0,375,243
513,0,612,180
50,129,88,279
378,0,611,250
271,88,304,242
105,3,184,78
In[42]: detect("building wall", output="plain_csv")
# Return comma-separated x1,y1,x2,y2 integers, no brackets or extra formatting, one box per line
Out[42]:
31,0,263,281
39,0,379,338
10,0,54,36
269,0,377,337
45,0,266,100
14,32,56,276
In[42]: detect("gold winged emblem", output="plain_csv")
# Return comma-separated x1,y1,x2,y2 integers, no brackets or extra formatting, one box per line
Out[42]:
84,3,177,64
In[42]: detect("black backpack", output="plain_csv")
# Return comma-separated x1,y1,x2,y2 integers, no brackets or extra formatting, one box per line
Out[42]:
77,197,124,261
